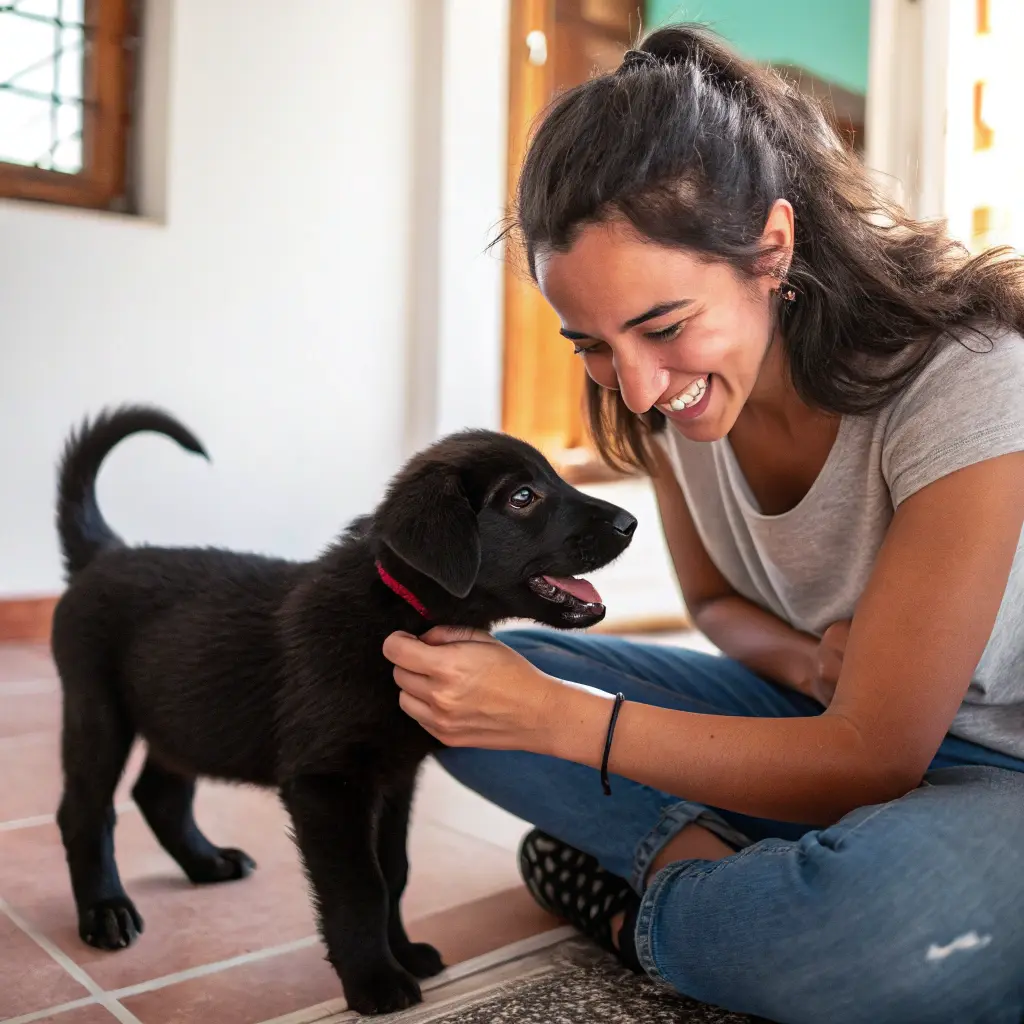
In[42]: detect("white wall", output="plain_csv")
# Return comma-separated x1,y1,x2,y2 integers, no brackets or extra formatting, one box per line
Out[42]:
434,0,509,439
0,0,510,598
403,0,509,452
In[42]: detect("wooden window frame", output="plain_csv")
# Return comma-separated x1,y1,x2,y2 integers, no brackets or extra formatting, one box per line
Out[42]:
0,0,138,211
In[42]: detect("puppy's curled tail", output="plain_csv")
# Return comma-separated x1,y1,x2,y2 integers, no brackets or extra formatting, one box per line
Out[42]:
57,405,208,579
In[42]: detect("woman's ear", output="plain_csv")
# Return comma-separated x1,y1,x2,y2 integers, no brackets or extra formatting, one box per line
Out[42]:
759,198,796,283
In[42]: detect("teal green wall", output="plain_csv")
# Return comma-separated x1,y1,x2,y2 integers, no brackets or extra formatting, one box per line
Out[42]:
645,0,870,95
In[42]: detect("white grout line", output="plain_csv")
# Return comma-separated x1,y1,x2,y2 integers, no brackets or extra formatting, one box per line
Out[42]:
108,934,322,1000
254,926,576,1024
0,812,61,833
2,995,98,1024
0,679,59,695
0,730,55,747
0,802,137,834
0,897,143,1024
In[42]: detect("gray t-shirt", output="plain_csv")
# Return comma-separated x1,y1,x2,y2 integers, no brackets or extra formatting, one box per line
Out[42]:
657,326,1024,759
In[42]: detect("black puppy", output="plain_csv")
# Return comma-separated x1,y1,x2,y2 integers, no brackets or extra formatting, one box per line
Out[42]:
51,406,636,1015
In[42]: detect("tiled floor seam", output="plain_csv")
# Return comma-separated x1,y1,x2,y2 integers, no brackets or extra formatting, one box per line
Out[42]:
0,930,323,1022
107,934,322,1001
0,898,143,1024
0,730,55,747
0,812,62,833
3,995,100,1024
0,680,59,695
0,802,137,832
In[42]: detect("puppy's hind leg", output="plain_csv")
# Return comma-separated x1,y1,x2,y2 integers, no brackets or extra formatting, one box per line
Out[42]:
131,757,255,884
56,668,142,951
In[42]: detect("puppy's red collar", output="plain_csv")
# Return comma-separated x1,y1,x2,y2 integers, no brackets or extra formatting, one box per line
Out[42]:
375,560,431,619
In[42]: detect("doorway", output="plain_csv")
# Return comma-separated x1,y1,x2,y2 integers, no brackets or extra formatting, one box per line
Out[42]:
501,0,640,485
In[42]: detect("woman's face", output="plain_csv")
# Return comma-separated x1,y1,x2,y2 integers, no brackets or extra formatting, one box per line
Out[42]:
534,205,794,442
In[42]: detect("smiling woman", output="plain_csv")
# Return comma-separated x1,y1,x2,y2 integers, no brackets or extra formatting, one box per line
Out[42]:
536,210,801,448
382,20,1024,1024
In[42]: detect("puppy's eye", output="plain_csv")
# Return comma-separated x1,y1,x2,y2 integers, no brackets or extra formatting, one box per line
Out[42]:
509,487,536,509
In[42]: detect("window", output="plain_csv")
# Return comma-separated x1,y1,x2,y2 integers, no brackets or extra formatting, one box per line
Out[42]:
0,0,138,211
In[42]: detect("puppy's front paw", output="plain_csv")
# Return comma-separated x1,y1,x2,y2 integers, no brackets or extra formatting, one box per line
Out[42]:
341,961,422,1015
186,846,256,885
393,940,445,979
79,896,144,950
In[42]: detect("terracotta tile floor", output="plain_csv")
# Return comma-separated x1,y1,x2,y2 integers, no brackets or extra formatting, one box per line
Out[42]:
0,643,560,1024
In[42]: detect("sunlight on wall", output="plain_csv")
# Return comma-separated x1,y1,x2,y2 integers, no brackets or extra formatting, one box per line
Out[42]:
945,0,1024,253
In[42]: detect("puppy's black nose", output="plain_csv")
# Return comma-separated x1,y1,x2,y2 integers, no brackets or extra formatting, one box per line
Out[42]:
612,510,638,538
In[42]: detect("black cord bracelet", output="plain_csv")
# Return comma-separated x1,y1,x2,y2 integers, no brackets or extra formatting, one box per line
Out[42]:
601,692,626,796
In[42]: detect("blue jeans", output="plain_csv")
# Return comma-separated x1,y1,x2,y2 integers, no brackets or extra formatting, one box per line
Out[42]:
436,629,1024,1024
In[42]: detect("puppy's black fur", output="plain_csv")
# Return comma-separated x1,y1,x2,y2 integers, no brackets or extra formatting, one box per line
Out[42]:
51,406,637,1015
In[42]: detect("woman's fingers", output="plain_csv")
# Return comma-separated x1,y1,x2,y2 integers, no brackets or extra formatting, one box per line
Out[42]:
382,628,496,671
398,690,438,732
419,625,496,647
398,688,468,746
385,624,552,751
382,631,443,674
391,665,435,700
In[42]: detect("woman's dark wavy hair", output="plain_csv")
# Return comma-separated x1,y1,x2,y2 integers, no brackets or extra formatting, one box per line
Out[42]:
505,23,1024,473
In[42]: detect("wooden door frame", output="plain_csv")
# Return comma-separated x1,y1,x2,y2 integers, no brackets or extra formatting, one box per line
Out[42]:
501,0,559,454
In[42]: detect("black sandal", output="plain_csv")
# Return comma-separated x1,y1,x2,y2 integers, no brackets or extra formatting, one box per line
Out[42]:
518,828,643,972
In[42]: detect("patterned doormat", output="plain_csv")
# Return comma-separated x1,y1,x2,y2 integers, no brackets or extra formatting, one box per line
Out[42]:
272,933,762,1024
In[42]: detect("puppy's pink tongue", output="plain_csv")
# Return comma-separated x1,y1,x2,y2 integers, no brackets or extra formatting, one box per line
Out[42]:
543,576,602,605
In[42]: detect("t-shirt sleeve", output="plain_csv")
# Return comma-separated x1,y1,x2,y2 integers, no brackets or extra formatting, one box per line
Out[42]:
881,327,1024,508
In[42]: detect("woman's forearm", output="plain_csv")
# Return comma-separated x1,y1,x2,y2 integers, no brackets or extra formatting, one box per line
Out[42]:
540,684,916,825
692,594,819,699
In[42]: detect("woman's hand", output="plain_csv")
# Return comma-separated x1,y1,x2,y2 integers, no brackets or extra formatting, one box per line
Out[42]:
382,627,579,752
810,620,851,707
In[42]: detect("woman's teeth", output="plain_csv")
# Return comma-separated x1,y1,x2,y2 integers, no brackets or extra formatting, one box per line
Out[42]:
666,376,708,412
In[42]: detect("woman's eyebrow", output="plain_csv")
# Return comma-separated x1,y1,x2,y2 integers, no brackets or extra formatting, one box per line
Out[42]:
622,299,692,329
558,299,693,340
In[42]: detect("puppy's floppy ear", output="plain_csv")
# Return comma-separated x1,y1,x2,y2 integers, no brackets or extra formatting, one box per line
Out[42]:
377,471,480,598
